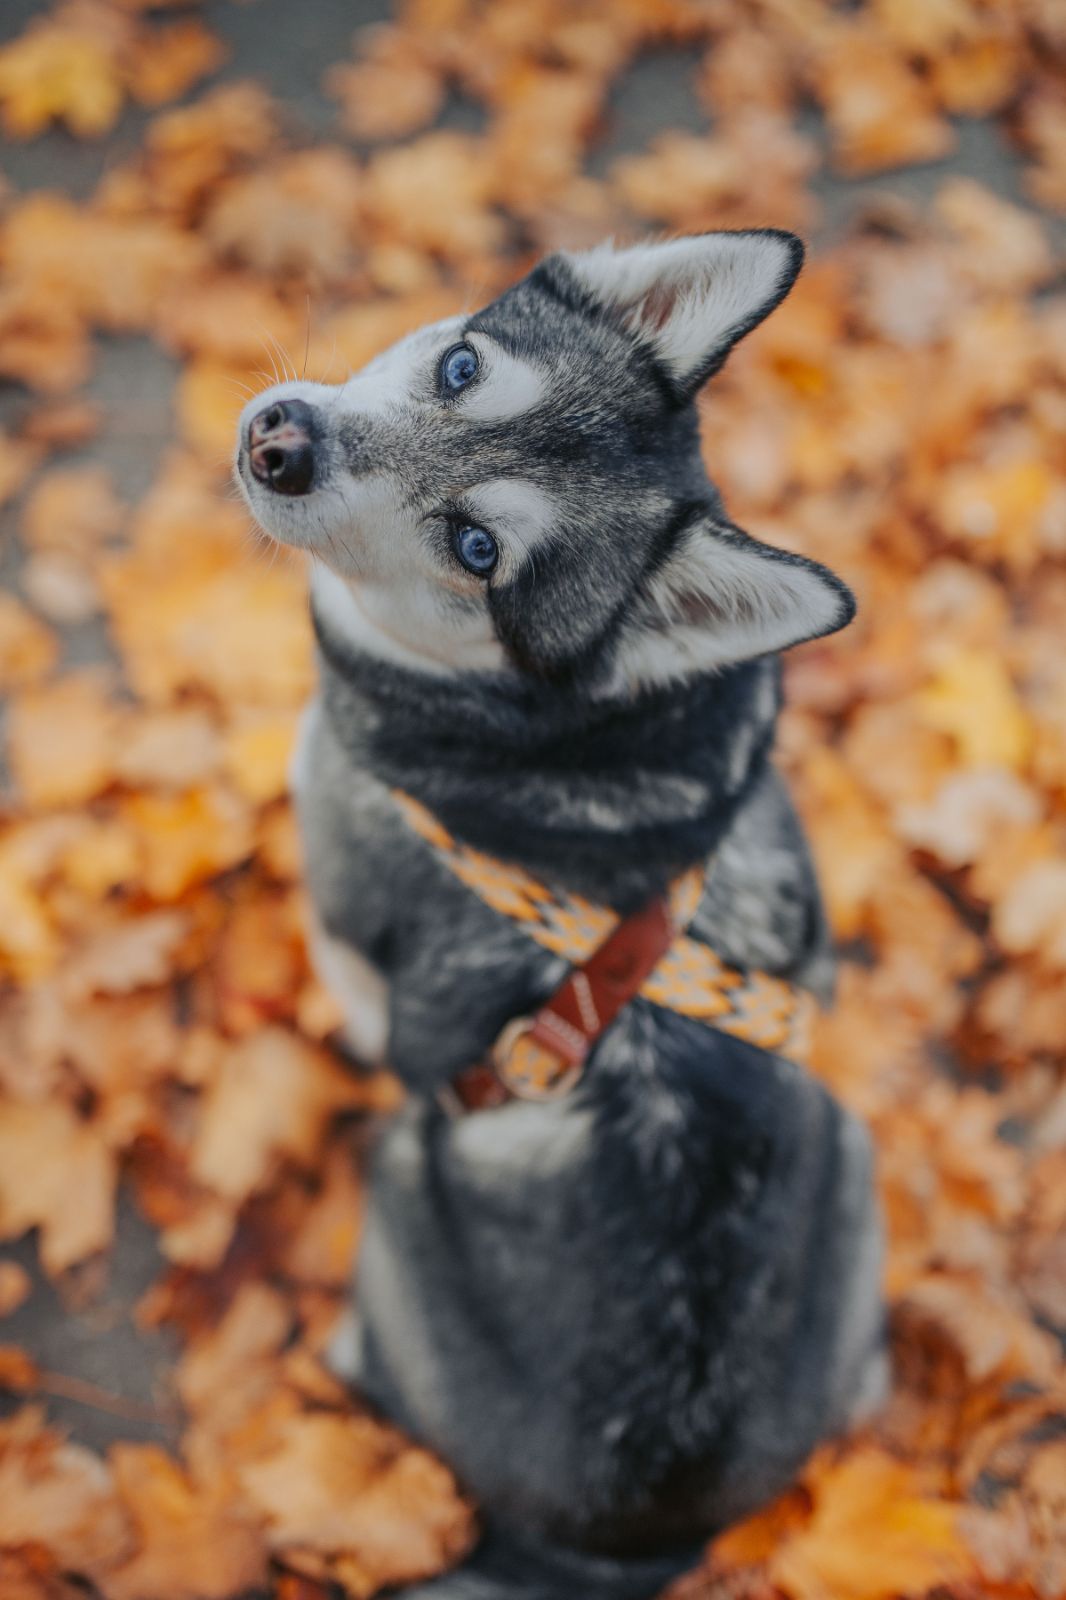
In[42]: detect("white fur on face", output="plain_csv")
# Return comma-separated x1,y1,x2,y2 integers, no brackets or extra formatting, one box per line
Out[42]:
458,336,547,421
311,565,507,675
562,232,800,387
461,479,559,570
236,316,556,675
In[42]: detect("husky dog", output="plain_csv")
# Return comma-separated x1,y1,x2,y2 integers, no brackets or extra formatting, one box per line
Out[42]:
236,232,886,1600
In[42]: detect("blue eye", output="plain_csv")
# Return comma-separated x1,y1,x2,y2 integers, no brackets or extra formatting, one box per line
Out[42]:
455,524,498,575
441,343,479,394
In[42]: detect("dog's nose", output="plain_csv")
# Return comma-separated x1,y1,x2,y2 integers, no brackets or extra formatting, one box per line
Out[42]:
247,398,316,496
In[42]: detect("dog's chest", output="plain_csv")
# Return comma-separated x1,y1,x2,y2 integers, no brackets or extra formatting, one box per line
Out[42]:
290,694,830,1079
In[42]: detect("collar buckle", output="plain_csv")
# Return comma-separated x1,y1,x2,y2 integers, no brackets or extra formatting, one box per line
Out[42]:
492,1016,587,1102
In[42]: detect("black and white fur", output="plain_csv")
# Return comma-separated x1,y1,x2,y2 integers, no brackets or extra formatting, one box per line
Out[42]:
236,232,886,1600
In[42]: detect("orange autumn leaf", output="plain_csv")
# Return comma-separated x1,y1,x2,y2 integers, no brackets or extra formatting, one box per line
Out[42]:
0,1407,132,1576
6,670,118,810
0,1099,115,1275
992,859,1066,969
0,8,126,139
239,1411,475,1596
0,1261,32,1318
916,650,1033,771
189,1027,366,1206
223,710,297,804
326,27,444,143
812,25,954,175
125,21,228,109
0,594,57,690
767,1447,972,1600
102,1445,266,1600
121,786,254,901
21,464,124,554
0,1343,40,1392
100,477,313,707
4,194,207,333
61,909,193,999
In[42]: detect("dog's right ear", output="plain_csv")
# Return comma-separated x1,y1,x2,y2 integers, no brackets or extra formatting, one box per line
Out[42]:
554,231,803,393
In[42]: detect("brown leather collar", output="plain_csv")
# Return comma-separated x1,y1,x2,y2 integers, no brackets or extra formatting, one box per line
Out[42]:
440,895,677,1115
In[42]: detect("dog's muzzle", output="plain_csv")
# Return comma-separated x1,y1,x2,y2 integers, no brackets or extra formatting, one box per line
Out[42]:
247,398,316,496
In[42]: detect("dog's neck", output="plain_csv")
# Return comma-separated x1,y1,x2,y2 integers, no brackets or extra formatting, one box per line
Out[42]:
313,599,782,909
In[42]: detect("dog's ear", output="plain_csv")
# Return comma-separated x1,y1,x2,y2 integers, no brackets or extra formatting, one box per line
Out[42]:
558,231,803,392
610,518,855,689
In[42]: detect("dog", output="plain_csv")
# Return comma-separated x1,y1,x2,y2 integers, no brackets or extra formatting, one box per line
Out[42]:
236,231,887,1600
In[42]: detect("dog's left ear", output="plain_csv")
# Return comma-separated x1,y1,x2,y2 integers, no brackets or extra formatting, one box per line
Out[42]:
559,230,803,392
609,517,855,689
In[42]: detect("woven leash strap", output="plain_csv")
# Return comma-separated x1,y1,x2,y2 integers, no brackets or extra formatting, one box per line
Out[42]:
392,791,815,1079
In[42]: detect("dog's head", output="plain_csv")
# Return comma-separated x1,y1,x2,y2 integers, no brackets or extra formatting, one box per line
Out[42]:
237,231,854,692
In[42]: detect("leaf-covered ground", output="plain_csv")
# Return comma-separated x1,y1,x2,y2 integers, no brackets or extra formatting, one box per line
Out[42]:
0,1,1064,1597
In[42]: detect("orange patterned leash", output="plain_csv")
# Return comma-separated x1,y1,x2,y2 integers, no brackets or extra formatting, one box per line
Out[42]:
393,790,815,1104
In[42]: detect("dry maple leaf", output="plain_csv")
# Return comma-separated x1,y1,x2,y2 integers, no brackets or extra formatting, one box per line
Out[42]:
204,148,364,282
0,1099,115,1276
3,193,207,334
0,430,43,508
125,20,227,109
120,786,255,901
0,1406,132,1576
189,1027,367,1207
895,1272,1061,1389
101,468,313,707
102,1444,267,1600
222,710,298,804
22,550,103,625
0,1342,40,1392
0,1260,33,1318
916,650,1033,772
811,23,955,175
0,3,127,139
60,909,193,1000
992,859,1066,969
326,24,444,142
176,1281,293,1421
362,132,506,262
112,705,222,791
20,464,124,554
0,594,57,691
6,670,120,811
768,1446,971,1600
240,1411,476,1597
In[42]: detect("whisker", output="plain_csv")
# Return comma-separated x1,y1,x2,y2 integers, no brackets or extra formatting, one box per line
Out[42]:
254,324,281,386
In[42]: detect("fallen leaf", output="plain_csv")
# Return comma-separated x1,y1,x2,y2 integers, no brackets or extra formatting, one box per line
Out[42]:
0,1100,115,1275
768,1447,971,1600
0,594,57,690
917,650,1032,770
103,1445,266,1600
240,1411,475,1595
190,1028,365,1205
0,1261,33,1317
0,1406,131,1575
5,671,118,809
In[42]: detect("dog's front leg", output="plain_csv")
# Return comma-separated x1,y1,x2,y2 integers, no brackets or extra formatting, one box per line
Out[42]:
306,912,390,1065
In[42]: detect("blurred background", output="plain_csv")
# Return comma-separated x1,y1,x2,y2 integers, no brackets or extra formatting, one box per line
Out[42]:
0,3,1064,1598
